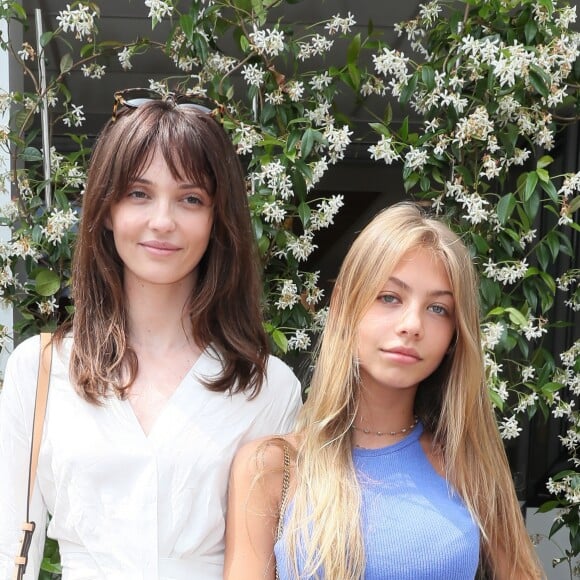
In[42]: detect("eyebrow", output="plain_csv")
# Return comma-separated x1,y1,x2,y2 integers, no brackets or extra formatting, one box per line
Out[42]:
388,276,454,299
132,177,204,190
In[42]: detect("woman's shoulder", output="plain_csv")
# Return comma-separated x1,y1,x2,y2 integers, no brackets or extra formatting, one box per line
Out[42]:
234,433,299,489
265,354,299,381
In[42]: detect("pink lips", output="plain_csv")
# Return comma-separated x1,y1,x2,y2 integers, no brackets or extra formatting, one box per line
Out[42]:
139,240,181,254
382,346,422,363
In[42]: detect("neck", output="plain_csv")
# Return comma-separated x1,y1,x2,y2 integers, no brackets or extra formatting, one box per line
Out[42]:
356,384,417,431
124,276,196,351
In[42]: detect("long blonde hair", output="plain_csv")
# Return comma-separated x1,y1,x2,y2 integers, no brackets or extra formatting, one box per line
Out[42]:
283,202,541,578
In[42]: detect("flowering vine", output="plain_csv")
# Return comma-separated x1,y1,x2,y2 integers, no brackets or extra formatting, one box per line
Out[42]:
1,0,580,575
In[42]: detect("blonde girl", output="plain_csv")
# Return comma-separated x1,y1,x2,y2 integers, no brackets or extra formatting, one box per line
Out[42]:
225,202,543,579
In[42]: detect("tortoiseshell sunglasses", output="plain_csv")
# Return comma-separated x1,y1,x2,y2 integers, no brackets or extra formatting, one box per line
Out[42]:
111,88,220,122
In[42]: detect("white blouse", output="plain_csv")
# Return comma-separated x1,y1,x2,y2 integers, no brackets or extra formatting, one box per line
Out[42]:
0,335,302,580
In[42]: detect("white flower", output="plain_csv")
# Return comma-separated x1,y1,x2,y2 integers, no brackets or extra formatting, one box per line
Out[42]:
521,366,536,382
40,208,79,244
310,72,332,91
265,90,285,105
81,63,106,79
483,258,529,285
369,136,401,165
234,123,261,155
325,12,356,35
286,232,317,262
286,81,305,102
249,28,285,57
17,42,35,61
297,35,334,61
306,158,329,191
38,297,58,316
241,64,265,87
323,124,352,163
499,415,522,440
62,104,86,128
310,195,344,231
481,321,504,350
372,48,410,86
275,280,300,310
0,201,20,222
145,0,173,23
521,315,548,341
56,3,97,40
288,329,311,351
313,307,329,329
118,47,133,71
261,201,286,224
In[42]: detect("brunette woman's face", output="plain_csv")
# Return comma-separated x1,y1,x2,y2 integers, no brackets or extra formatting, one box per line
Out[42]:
356,247,456,396
107,149,213,290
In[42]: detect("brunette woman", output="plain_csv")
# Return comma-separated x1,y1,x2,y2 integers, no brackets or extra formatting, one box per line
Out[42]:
0,90,301,580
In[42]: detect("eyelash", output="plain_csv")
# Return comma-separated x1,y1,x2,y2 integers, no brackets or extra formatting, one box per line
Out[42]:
126,191,205,205
378,294,450,316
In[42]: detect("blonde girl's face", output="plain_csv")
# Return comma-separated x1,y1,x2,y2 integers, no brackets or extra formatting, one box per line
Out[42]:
356,247,456,396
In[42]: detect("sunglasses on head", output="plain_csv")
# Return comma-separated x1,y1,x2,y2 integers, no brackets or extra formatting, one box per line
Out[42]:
111,88,219,122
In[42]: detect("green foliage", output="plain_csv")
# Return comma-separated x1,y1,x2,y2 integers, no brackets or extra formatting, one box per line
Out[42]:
362,0,580,567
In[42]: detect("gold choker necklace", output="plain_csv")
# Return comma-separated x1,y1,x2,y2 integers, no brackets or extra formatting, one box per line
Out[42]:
351,416,419,437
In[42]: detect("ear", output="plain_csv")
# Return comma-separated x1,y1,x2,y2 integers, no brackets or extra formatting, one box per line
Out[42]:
104,214,112,231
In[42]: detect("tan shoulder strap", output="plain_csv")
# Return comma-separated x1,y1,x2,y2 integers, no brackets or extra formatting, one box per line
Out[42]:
27,332,53,515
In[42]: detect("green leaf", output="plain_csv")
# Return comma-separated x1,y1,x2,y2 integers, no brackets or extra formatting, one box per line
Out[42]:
347,33,361,65
59,53,73,75
40,31,54,47
298,201,311,227
399,73,418,106
369,122,390,138
347,63,361,91
488,389,504,411
540,179,559,204
541,382,562,395
524,172,538,201
301,128,315,159
524,20,537,44
35,269,60,297
569,195,580,214
536,168,550,183
421,65,435,91
22,147,43,162
399,117,409,141
537,155,553,169
505,307,528,327
496,193,516,224
528,64,550,98
271,329,288,353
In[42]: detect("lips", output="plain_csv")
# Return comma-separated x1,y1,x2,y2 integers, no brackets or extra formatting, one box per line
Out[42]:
382,346,422,361
140,240,181,251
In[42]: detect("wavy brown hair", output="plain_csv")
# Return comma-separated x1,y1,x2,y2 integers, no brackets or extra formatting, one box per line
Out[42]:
55,99,268,403
283,203,542,579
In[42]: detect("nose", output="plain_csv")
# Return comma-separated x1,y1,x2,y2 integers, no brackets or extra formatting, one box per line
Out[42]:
149,199,176,232
396,305,423,338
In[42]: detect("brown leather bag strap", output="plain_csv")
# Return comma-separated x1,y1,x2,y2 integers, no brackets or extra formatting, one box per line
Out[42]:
13,333,52,580
27,332,53,515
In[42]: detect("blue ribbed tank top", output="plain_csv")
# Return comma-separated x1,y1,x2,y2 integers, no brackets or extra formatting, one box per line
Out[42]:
274,423,480,579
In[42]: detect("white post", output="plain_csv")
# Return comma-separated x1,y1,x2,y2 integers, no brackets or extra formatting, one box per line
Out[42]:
0,16,23,378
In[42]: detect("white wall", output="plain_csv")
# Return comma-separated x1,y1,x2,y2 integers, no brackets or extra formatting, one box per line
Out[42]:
0,16,21,378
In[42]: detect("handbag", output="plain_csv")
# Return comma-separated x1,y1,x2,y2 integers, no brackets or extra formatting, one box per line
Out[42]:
13,333,53,580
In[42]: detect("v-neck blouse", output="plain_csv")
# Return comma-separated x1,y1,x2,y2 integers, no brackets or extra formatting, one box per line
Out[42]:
0,335,302,580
